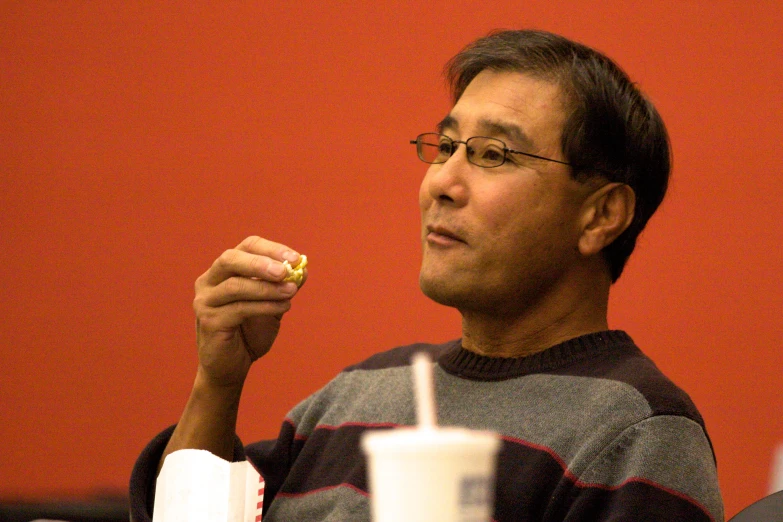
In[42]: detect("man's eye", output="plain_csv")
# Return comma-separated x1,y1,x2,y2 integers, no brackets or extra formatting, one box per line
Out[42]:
481,148,504,163
437,141,452,154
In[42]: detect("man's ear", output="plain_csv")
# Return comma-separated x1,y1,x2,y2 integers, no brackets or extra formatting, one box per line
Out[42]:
577,183,636,256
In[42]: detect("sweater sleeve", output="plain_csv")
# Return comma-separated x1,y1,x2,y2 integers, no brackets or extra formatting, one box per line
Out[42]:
244,418,302,514
128,425,246,522
557,415,724,522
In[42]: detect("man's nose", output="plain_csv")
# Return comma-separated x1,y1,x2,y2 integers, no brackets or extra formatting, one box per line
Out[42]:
423,144,470,206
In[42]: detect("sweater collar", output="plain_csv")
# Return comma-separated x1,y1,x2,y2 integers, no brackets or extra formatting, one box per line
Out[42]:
437,330,633,381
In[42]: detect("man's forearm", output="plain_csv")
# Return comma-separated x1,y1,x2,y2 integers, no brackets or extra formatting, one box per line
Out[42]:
157,369,244,475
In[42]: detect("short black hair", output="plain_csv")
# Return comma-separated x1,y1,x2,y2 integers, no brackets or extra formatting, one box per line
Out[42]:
445,29,670,282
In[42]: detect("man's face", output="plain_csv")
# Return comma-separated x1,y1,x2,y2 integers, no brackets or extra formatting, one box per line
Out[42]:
418,70,595,316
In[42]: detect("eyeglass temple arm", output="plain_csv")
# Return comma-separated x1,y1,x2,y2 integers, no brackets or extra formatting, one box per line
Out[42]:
506,148,572,166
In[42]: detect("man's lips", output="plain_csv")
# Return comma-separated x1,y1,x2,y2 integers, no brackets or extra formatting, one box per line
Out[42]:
426,225,466,245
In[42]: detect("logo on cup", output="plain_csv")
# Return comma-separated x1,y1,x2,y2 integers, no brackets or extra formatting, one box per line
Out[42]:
460,476,491,506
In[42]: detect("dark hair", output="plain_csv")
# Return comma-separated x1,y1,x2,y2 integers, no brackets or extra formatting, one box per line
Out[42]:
445,30,670,282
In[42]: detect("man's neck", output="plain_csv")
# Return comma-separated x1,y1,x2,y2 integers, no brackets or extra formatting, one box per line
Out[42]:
460,272,611,358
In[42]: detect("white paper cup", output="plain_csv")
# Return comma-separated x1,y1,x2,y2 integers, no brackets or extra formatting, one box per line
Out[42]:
361,427,501,522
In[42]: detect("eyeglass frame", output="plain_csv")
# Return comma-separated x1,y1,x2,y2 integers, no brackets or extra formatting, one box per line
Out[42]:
410,132,572,169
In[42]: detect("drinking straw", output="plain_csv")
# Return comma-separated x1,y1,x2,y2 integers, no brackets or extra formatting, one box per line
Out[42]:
412,352,437,429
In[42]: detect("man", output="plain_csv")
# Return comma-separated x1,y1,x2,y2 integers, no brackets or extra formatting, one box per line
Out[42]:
130,30,724,521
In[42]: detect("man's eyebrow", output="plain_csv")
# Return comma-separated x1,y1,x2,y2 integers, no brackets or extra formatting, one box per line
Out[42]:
477,119,534,149
436,116,535,150
436,114,458,133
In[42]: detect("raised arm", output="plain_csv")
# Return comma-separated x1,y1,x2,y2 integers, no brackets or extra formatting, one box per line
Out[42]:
158,236,306,472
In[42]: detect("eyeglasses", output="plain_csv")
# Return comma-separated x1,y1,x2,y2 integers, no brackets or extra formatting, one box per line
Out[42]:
410,132,572,169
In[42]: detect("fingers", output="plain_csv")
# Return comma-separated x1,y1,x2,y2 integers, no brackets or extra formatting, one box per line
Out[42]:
194,236,305,330
236,236,301,268
202,236,301,287
203,277,298,308
196,299,292,333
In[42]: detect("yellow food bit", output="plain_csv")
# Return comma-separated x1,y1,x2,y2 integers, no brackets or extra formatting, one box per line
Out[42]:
282,255,308,287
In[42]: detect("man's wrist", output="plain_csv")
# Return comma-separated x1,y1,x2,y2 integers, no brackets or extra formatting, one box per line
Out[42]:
193,366,246,407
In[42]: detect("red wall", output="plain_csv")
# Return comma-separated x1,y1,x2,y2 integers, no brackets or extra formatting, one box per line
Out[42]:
2,2,781,518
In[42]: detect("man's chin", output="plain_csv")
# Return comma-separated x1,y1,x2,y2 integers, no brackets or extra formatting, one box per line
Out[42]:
420,270,519,315
419,273,470,309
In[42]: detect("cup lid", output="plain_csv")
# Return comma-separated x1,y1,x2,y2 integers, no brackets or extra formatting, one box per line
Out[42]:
361,427,501,454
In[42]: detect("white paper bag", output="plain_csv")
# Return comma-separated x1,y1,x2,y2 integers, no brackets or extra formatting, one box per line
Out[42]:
153,449,264,522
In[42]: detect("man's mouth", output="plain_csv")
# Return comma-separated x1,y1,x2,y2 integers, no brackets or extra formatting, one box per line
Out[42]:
426,225,466,246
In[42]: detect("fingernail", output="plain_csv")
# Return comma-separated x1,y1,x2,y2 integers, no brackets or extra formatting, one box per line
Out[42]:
280,282,297,295
268,263,286,278
282,250,299,262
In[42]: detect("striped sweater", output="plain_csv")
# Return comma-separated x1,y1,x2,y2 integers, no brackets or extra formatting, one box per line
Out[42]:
130,330,724,521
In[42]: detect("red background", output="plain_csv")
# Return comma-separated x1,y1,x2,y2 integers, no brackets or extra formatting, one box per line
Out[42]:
2,2,781,518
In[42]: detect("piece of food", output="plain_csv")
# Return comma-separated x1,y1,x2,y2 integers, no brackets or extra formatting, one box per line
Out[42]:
282,255,308,287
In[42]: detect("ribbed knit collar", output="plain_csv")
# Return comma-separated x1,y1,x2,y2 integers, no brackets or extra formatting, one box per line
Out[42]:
437,330,634,381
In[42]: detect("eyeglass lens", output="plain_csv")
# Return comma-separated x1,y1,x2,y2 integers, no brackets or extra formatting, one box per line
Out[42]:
416,133,507,167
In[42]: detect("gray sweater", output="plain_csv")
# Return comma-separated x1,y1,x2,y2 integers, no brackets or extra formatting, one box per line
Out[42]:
130,330,724,521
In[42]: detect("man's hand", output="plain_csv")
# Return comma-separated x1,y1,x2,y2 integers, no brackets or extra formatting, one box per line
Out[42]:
193,236,306,389
159,236,306,471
